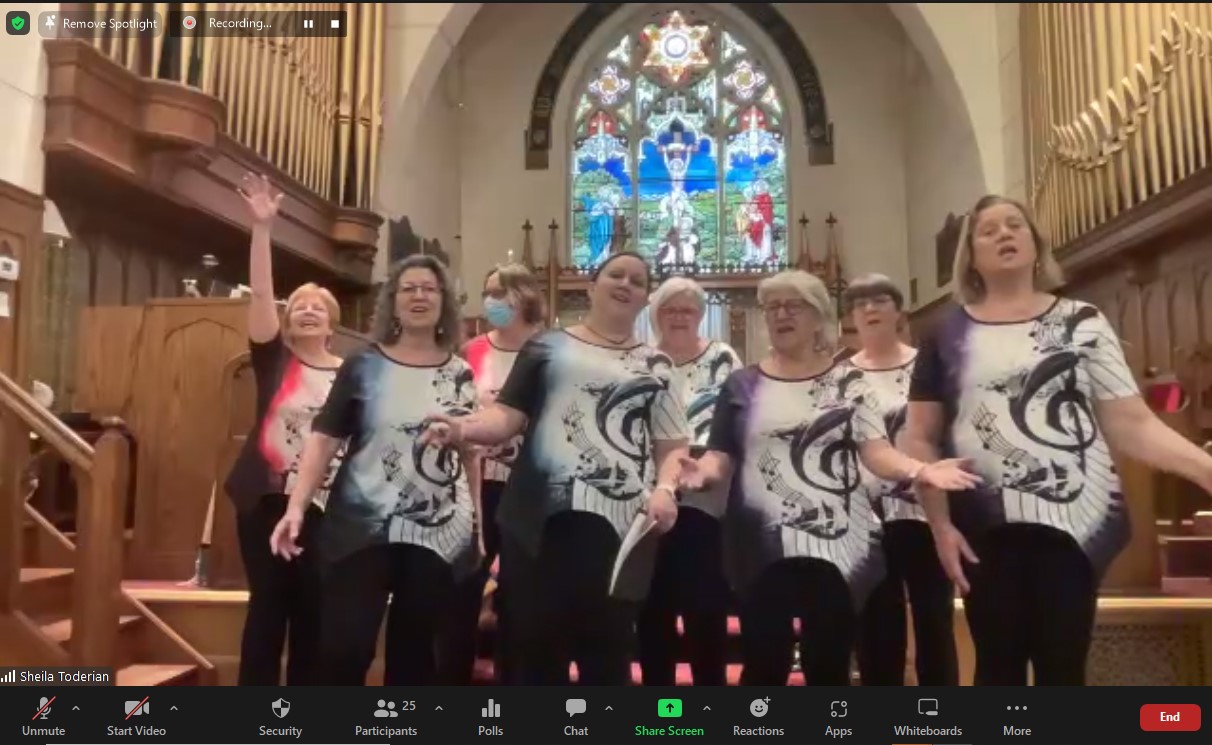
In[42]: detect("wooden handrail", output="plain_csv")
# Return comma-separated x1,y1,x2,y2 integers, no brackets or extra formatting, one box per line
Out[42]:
0,373,93,472
0,370,129,668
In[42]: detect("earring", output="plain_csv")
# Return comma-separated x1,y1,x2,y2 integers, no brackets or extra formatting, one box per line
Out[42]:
1034,260,1041,276
390,316,402,337
436,325,445,338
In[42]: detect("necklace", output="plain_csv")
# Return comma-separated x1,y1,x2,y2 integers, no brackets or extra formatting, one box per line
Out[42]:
583,323,632,347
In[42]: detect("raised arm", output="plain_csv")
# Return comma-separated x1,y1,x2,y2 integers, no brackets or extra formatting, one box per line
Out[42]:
240,173,285,344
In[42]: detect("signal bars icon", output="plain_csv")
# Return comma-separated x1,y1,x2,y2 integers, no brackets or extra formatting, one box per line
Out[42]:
1,670,16,683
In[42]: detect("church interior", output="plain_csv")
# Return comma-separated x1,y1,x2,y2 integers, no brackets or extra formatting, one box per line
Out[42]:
0,2,1210,686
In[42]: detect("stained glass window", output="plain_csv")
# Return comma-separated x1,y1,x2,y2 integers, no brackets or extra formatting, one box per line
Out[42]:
571,8,788,270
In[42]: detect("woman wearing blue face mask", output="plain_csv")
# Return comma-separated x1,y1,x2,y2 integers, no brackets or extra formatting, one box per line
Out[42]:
440,263,546,683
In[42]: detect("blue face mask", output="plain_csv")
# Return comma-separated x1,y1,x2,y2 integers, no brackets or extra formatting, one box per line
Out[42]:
483,297,516,329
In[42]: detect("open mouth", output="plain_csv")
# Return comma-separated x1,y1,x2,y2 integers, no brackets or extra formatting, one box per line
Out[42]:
408,303,431,314
774,323,796,335
997,244,1019,258
296,317,321,329
610,289,632,304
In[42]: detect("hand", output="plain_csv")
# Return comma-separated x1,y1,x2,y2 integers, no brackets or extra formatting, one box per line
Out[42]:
419,414,463,448
238,172,284,225
646,486,678,534
676,455,713,492
269,505,306,560
931,521,979,595
916,458,983,492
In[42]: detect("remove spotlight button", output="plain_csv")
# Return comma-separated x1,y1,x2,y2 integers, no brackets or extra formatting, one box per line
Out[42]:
1140,704,1201,732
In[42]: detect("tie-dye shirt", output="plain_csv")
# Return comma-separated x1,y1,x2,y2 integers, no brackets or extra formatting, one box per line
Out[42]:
842,356,925,524
224,334,343,511
708,363,886,608
463,333,523,483
495,330,691,556
673,340,742,517
312,346,479,575
908,298,1139,573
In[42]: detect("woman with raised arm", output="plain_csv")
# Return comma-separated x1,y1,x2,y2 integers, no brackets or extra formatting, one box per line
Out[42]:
901,195,1212,685
222,173,344,686
442,263,546,683
677,270,978,686
269,254,481,686
842,274,958,687
422,251,689,685
636,276,740,687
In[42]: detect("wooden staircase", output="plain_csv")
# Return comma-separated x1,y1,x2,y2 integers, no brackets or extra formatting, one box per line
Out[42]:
1,372,213,684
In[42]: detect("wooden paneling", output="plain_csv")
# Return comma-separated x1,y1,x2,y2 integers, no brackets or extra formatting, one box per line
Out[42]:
75,299,368,582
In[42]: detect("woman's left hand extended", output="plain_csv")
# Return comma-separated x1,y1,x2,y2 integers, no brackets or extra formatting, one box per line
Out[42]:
646,486,678,533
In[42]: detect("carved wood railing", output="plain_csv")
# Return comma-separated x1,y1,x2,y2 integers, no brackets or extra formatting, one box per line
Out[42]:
0,372,130,668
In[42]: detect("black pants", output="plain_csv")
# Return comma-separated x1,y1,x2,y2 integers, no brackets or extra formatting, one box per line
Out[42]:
637,508,729,685
502,512,635,685
235,495,322,686
438,480,507,684
857,520,958,685
963,523,1098,685
317,543,456,685
739,557,855,686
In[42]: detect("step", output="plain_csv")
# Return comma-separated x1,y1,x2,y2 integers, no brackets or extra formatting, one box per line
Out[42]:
116,664,199,687
40,614,142,645
19,567,75,616
1160,535,1212,577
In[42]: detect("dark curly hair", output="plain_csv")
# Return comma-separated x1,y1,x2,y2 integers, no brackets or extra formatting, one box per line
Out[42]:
371,255,464,351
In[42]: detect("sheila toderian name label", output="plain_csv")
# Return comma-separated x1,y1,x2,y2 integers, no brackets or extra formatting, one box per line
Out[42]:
0,668,114,685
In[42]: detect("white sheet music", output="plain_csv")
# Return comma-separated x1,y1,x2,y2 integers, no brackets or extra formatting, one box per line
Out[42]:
608,511,661,601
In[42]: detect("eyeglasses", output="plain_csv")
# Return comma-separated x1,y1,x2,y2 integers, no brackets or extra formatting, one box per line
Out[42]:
398,284,440,297
761,300,810,317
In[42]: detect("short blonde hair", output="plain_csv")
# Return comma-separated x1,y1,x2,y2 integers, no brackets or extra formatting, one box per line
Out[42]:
757,270,838,348
648,276,706,335
283,282,340,339
952,195,1064,305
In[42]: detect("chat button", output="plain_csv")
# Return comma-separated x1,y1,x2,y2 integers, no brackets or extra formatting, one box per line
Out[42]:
566,698,587,717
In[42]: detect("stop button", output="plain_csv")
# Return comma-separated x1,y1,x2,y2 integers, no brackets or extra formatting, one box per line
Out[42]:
1140,704,1201,732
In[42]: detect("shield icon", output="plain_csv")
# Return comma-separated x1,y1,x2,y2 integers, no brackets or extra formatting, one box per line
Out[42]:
272,698,291,719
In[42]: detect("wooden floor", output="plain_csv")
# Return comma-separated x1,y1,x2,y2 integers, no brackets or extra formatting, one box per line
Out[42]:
123,580,1212,686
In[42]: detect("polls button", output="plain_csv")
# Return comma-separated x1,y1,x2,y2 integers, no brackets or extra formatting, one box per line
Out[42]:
1140,704,1201,732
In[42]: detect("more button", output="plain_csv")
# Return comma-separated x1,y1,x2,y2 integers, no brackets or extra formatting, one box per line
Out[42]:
1140,704,1201,732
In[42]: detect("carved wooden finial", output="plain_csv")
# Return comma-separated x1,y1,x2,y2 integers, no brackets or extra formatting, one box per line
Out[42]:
520,219,535,268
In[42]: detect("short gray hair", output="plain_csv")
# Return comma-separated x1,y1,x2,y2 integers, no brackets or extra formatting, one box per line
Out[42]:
757,270,838,348
648,276,706,334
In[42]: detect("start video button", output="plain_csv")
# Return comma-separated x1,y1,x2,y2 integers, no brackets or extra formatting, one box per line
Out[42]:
1140,704,1201,732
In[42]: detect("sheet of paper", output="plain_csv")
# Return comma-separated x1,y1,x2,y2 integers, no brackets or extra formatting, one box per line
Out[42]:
0,290,10,318
609,511,662,601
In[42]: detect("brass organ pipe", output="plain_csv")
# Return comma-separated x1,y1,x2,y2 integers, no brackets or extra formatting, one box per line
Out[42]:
152,3,168,82
1040,4,1060,235
1107,2,1135,209
181,3,198,84
1197,1,1207,167
1190,2,1208,168
1073,2,1095,235
1177,5,1196,176
264,6,285,164
107,3,123,63
1125,1,1149,202
322,8,338,201
306,25,320,192
1082,3,1107,225
1154,2,1176,187
288,38,309,180
354,3,373,208
251,14,272,156
125,1,141,75
277,34,299,177
200,4,219,94
1139,3,1162,195
337,2,356,205
233,15,252,145
1091,3,1116,219
369,2,385,207
1062,3,1082,241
